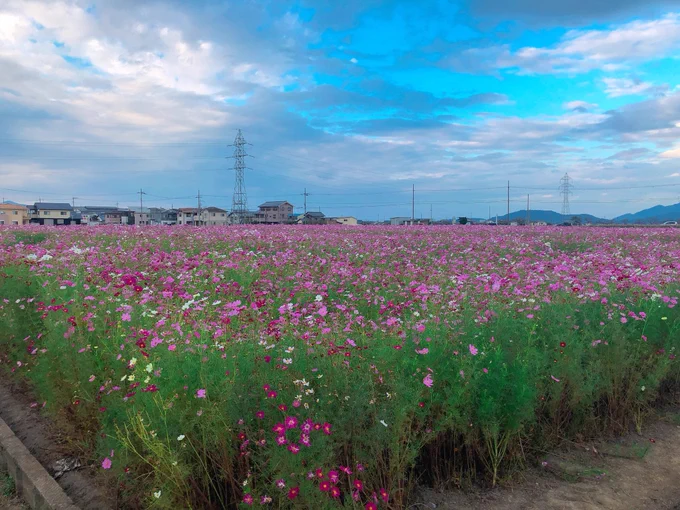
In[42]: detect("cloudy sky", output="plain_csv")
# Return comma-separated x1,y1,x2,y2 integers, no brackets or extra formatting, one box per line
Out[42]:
1,0,680,220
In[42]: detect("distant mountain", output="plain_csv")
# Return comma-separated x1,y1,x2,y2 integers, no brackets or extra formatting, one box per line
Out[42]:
613,202,680,223
1,200,26,206
497,209,607,224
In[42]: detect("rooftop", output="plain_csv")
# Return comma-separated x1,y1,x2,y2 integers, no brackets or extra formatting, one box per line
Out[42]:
0,203,27,210
259,201,291,208
34,202,73,211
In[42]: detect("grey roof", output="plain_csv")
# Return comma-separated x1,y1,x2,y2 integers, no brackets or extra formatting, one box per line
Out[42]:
205,206,227,212
80,206,119,212
259,201,291,208
34,202,73,211
305,211,325,218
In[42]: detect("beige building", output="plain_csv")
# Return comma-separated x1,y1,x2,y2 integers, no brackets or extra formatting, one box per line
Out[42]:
31,203,80,225
0,203,29,225
177,207,228,225
255,201,294,224
333,216,358,225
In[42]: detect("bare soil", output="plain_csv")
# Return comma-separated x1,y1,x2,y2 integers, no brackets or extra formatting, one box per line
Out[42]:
0,377,115,509
417,415,680,510
0,493,27,510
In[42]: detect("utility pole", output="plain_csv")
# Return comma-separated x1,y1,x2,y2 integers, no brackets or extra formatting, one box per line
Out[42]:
302,188,311,214
507,181,510,225
197,190,202,226
430,204,433,222
526,194,530,225
488,205,491,222
230,129,252,224
72,196,78,208
137,188,146,225
412,184,415,222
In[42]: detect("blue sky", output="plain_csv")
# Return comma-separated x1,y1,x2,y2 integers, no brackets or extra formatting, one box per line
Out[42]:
1,0,680,220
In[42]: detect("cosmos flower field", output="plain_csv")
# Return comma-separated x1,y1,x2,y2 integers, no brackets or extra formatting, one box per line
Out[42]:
1,225,679,509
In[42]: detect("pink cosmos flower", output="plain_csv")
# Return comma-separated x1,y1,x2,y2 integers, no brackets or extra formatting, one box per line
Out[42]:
102,457,112,470
551,375,560,382
285,416,298,429
469,344,478,356
415,348,429,355
196,388,206,399
242,494,253,505
423,373,433,387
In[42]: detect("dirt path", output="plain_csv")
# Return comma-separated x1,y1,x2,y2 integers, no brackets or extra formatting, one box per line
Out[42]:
0,380,114,510
420,417,680,510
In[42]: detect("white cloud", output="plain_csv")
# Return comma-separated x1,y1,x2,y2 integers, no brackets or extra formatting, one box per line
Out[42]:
0,0,297,139
660,148,680,159
602,77,668,97
456,13,680,74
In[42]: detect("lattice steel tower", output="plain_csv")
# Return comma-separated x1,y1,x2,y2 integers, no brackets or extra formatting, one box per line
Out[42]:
231,129,250,224
559,173,573,217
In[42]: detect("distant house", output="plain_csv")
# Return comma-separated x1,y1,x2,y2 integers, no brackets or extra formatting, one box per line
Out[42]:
228,210,258,224
104,210,133,225
0,203,29,225
256,201,294,224
405,218,431,225
299,211,326,225
390,217,411,226
30,203,80,225
203,207,228,225
332,216,358,225
177,207,228,226
149,208,178,225
79,205,119,225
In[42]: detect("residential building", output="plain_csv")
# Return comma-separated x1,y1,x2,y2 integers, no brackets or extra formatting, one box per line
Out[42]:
227,210,258,224
203,207,228,225
177,207,228,225
390,217,411,225
256,201,294,224
298,211,326,225
0,203,29,225
332,216,358,225
148,208,178,225
104,210,133,225
177,208,199,225
30,203,80,225
78,205,119,225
